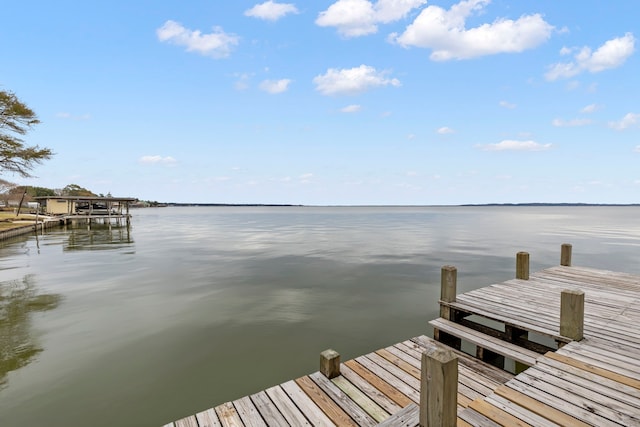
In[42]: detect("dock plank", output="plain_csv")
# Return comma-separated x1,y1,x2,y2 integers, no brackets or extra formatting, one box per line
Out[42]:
264,385,312,427
215,402,244,427
295,376,357,427
281,380,334,426
195,408,222,427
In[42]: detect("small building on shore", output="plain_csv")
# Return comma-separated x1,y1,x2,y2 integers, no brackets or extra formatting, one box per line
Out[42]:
35,196,138,216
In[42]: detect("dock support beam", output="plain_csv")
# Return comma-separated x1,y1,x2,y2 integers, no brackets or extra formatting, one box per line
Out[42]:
435,266,462,350
561,244,572,266
516,252,529,280
420,347,458,427
560,290,585,342
320,349,340,379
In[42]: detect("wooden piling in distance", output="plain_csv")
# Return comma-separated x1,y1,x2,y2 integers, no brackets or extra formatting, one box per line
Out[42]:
420,347,458,427
561,244,572,266
560,290,585,341
320,349,340,379
516,252,529,280
440,266,457,320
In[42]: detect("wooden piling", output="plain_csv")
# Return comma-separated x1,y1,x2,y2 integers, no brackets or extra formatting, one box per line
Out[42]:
560,289,585,341
516,252,529,280
320,349,340,379
420,347,458,427
440,266,457,320
561,243,572,266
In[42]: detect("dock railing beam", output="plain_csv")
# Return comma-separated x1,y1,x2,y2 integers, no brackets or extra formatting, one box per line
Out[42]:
560,290,585,342
516,252,529,280
420,347,458,427
320,349,340,379
561,243,572,266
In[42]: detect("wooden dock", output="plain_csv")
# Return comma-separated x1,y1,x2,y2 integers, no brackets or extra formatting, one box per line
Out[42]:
163,245,640,426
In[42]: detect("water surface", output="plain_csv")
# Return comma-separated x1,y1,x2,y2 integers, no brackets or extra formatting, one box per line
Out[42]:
1,206,639,426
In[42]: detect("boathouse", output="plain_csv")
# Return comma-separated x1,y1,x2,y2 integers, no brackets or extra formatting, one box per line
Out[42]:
35,196,137,216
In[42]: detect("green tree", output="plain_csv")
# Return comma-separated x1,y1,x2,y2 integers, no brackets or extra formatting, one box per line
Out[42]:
0,90,53,177
61,183,96,196
25,185,56,197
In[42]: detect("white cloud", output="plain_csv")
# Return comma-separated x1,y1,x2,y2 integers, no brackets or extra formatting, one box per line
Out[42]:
316,0,426,37
499,100,516,109
391,0,553,60
56,112,91,120
313,65,401,95
580,104,599,114
157,21,239,58
551,118,592,127
245,1,299,21
139,155,177,164
259,79,292,94
437,126,455,134
341,104,362,113
608,113,640,131
478,140,552,151
545,33,635,81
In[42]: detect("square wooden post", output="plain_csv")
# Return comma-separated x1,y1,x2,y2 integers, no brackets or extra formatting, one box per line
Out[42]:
420,347,458,427
440,265,457,320
560,290,584,341
561,243,572,266
320,349,340,379
516,252,529,280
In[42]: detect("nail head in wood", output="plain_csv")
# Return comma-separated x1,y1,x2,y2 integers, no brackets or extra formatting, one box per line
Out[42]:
320,349,340,379
516,252,529,280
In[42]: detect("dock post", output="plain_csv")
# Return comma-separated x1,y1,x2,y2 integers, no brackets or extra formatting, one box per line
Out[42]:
440,265,457,320
320,349,340,379
561,244,572,266
435,266,462,350
516,252,529,280
420,347,458,427
560,290,585,342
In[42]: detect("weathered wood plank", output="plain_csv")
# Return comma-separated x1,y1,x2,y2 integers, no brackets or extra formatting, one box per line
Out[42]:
195,408,222,427
343,359,414,407
353,356,420,403
467,398,532,427
174,416,199,427
250,391,290,426
339,363,401,415
264,385,312,427
494,385,592,427
308,372,377,426
280,380,334,427
234,396,267,427
377,403,419,427
295,376,357,427
331,374,390,422
215,402,244,427
484,395,561,427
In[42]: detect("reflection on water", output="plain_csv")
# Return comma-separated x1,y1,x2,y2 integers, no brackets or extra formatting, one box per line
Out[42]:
0,206,639,427
64,224,133,251
0,275,61,389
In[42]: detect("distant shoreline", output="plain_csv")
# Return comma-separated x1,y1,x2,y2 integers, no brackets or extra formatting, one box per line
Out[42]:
149,203,640,207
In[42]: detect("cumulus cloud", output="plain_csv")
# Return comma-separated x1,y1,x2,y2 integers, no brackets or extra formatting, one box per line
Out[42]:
437,126,455,134
478,140,551,151
157,20,239,58
316,0,426,37
545,33,635,81
259,79,292,94
139,155,177,164
391,0,553,60
608,113,640,131
341,104,362,113
551,118,592,127
499,100,516,109
245,1,299,21
313,64,401,95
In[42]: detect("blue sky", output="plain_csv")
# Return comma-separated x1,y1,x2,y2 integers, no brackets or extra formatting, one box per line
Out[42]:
2,0,639,205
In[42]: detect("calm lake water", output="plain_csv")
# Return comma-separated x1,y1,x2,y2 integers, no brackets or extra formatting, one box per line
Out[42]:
1,206,639,426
